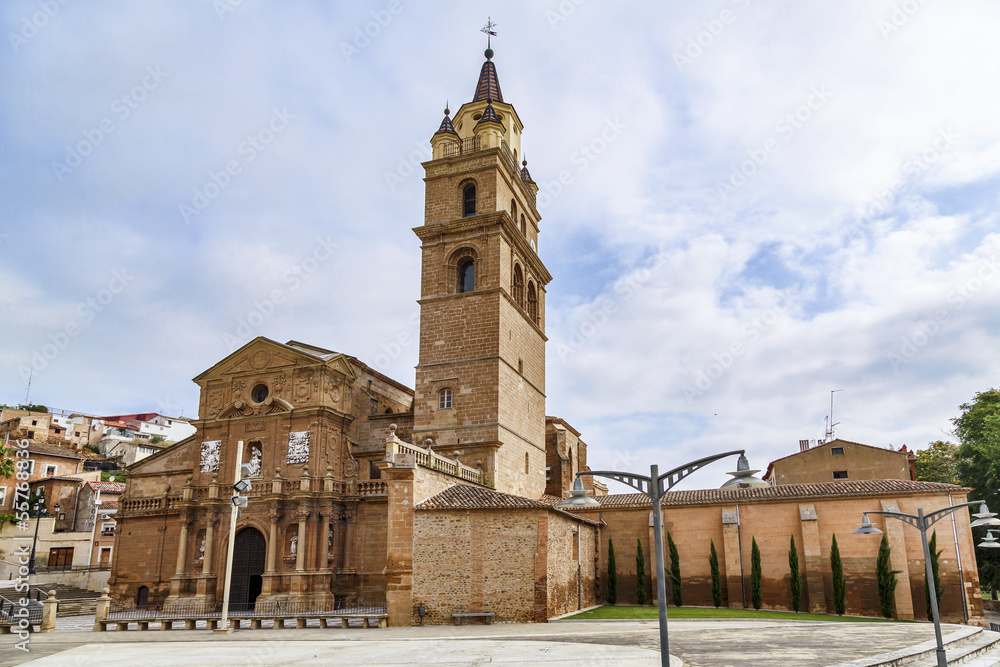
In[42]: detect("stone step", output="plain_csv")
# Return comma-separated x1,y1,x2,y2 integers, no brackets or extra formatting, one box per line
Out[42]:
906,629,1000,667
56,598,99,617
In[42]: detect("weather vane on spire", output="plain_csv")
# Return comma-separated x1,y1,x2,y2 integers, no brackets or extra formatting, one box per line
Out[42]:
481,17,497,49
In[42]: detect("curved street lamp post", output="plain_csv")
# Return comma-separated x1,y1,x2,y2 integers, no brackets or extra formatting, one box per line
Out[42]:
853,501,1000,667
558,450,768,667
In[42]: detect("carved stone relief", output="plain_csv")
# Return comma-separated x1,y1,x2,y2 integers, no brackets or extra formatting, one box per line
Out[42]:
287,431,310,465
200,441,221,472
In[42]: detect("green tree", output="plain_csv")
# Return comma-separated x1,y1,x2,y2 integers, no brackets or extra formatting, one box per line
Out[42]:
924,530,945,621
667,532,682,606
636,538,646,605
913,440,959,484
876,533,899,619
788,535,801,612
607,538,618,605
150,435,165,444
0,447,16,479
831,534,846,615
709,540,722,608
952,390,1000,593
749,538,762,610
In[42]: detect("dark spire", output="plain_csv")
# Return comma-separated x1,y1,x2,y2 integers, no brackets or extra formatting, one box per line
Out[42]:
475,97,504,130
520,159,535,185
473,55,503,103
434,103,458,137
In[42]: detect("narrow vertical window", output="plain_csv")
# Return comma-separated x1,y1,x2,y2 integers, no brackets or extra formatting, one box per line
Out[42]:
525,452,530,474
520,214,526,236
527,282,538,324
463,184,476,217
513,264,524,307
511,198,517,224
458,258,475,293
439,388,453,409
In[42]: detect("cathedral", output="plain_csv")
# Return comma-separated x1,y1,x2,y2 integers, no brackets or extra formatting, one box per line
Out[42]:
109,44,987,626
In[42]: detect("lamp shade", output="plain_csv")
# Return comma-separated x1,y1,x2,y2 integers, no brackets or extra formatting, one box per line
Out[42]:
977,531,1000,549
556,476,601,508
852,513,883,535
970,503,1000,528
720,454,770,490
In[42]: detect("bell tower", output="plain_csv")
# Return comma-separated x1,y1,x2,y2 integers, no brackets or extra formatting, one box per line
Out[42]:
412,42,550,498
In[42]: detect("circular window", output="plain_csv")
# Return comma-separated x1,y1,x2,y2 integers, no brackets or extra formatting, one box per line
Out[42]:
251,384,269,403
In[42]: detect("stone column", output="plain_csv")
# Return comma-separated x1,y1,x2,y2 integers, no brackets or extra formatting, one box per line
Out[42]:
721,508,743,609
174,512,191,577
798,503,826,614
319,505,333,572
382,462,414,627
295,507,310,572
340,509,356,573
203,513,217,575
92,587,111,632
266,508,280,574
880,500,915,619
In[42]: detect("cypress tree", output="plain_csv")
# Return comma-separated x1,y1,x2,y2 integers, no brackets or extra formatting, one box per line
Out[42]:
709,540,722,608
876,533,899,619
750,537,763,610
667,532,682,606
788,535,801,613
636,538,647,605
831,533,846,615
607,538,619,605
923,531,945,621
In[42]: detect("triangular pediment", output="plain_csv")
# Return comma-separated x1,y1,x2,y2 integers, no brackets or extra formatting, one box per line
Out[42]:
127,435,197,475
193,337,355,385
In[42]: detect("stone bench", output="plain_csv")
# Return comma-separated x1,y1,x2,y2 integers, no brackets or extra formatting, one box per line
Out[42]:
451,612,495,626
96,613,388,631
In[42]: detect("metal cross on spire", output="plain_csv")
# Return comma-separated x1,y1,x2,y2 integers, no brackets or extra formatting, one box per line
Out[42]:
481,17,497,48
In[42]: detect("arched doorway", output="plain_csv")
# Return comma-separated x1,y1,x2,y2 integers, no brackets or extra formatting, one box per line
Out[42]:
136,586,149,609
228,527,266,612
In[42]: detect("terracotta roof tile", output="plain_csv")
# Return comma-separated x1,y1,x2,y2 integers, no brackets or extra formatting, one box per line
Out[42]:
472,59,503,103
416,484,547,510
86,481,126,493
27,442,85,459
591,479,969,509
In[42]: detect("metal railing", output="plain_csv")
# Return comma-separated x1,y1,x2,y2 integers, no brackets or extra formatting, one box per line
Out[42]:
991,622,1000,633
0,595,43,623
443,135,481,157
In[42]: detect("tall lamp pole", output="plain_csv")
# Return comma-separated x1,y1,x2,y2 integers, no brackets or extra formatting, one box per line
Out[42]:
853,501,1000,667
27,501,48,575
559,449,768,667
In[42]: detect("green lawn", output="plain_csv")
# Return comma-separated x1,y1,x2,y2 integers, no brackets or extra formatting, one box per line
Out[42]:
564,605,904,623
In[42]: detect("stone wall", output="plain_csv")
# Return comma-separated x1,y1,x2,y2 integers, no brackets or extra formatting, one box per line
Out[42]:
411,506,596,624
579,489,983,623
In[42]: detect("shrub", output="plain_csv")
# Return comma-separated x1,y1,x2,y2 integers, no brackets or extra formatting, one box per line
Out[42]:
709,540,722,608
667,532,682,606
607,538,618,605
636,538,646,605
789,535,801,612
750,537,762,610
877,533,900,619
831,534,846,615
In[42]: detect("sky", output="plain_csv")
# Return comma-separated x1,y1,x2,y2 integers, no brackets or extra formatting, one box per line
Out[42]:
3,1,1000,491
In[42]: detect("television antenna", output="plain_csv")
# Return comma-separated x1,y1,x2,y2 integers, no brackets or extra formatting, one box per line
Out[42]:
824,389,842,441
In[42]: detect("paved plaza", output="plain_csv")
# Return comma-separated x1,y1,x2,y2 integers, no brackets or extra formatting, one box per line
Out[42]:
3,615,998,666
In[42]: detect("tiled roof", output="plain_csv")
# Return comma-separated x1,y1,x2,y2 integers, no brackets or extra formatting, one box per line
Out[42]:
434,108,458,136
27,442,85,460
520,159,535,185
475,100,504,130
472,59,503,103
591,480,970,509
97,501,118,511
87,481,126,493
417,484,547,510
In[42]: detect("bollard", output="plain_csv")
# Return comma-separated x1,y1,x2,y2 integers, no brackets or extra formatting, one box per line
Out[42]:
40,590,58,633
92,587,111,632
